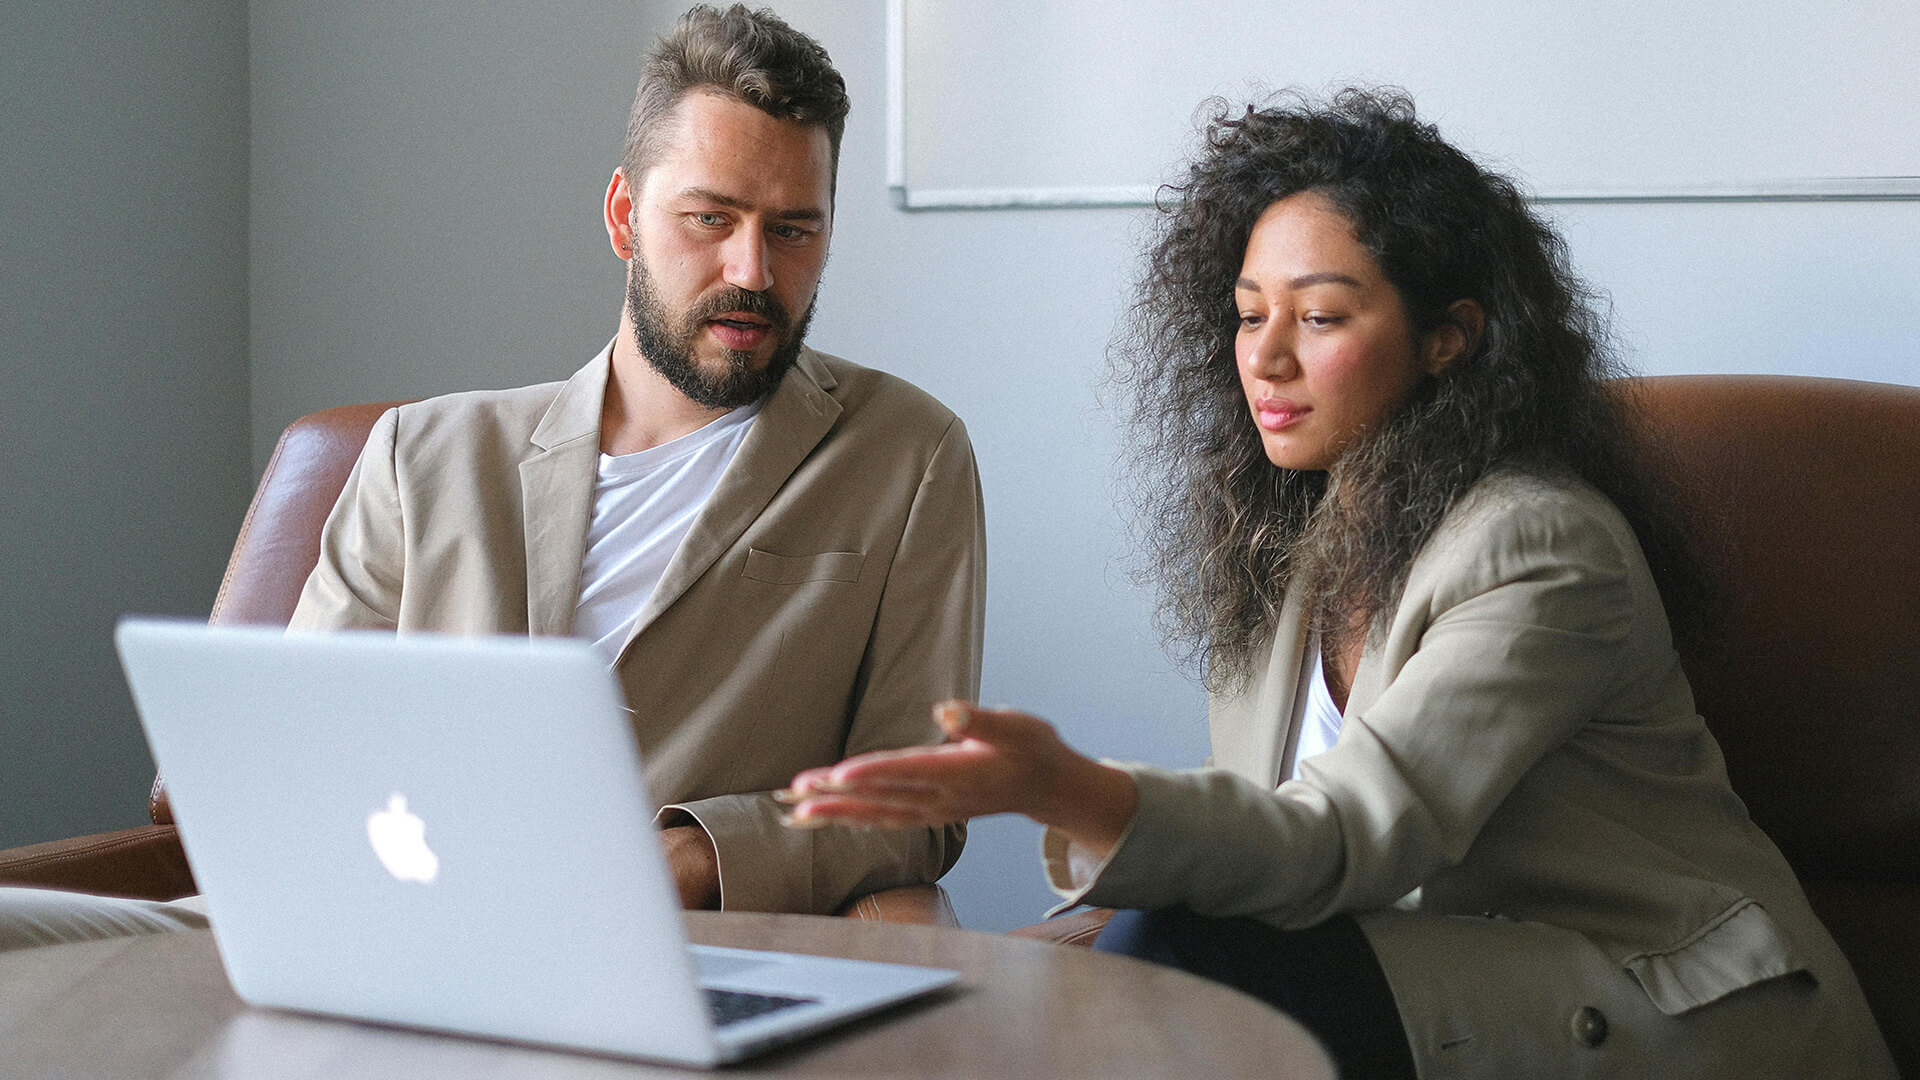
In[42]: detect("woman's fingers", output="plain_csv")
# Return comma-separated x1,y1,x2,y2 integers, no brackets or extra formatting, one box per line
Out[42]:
831,743,1003,789
792,743,998,794
787,746,971,798
780,788,955,829
934,700,1047,745
779,746,1006,828
781,701,1071,830
774,776,936,804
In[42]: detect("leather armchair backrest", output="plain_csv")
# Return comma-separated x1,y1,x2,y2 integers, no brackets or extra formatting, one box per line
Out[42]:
1628,375,1920,880
208,402,412,629
149,401,411,825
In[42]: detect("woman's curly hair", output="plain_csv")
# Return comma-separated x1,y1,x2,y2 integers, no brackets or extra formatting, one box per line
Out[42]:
1113,88,1711,686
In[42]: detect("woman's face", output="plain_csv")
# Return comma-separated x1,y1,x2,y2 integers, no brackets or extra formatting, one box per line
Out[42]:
1234,191,1456,472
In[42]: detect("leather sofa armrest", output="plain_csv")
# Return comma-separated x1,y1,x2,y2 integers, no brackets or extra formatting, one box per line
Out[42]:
1007,906,1115,946
0,825,197,902
834,884,960,927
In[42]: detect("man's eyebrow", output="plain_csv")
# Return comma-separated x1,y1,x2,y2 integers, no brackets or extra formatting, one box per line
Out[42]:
677,186,751,210
1234,271,1364,292
678,187,826,223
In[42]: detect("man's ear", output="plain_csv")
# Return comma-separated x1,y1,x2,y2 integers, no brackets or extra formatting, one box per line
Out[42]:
1422,298,1485,376
604,168,636,260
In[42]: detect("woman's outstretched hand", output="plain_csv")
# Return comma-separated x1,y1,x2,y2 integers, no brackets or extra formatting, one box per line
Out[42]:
779,701,1140,859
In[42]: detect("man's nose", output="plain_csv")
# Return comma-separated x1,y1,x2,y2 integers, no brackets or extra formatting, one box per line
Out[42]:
721,230,773,293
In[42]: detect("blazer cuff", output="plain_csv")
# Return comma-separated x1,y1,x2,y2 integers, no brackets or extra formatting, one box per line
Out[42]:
658,794,809,914
661,795,956,915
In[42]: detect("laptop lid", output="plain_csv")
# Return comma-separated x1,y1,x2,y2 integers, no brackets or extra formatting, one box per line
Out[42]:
116,618,904,1066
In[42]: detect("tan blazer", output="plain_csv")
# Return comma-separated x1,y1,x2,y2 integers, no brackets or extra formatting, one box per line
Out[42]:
1050,469,1893,1078
291,345,981,915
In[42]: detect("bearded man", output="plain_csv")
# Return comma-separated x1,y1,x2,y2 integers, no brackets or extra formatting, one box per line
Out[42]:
279,4,980,916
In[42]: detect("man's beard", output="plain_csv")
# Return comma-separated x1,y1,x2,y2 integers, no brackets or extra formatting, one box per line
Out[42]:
625,256,815,410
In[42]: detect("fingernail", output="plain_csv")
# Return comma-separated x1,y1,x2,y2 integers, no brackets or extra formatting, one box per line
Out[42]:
779,811,830,830
935,702,966,735
772,788,803,804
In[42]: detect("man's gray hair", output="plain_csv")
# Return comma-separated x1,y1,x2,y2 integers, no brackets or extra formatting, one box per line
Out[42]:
622,5,850,192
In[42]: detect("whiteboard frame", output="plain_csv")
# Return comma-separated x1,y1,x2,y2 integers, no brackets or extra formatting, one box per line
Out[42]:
883,0,1920,211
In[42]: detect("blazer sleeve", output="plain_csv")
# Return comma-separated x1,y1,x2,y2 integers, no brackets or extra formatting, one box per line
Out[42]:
663,417,983,914
288,407,405,631
1052,483,1642,927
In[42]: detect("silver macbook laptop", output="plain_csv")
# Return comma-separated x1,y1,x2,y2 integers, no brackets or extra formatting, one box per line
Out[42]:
114,618,959,1067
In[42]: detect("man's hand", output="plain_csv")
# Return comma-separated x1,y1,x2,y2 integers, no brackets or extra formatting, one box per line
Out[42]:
660,822,721,910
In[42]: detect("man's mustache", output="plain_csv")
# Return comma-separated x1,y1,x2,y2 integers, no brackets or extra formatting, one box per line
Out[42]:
686,287,791,332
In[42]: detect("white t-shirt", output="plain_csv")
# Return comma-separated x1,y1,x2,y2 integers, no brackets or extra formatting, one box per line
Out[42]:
573,401,760,660
1288,634,1346,782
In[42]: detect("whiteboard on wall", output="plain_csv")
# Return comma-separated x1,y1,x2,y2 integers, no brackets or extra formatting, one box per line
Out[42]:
887,0,1920,208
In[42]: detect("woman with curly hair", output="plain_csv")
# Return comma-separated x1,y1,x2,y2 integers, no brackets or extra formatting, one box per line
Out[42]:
783,90,1894,1079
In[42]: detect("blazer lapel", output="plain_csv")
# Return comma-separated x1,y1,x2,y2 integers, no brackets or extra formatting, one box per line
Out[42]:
520,349,609,637
613,349,842,655
1210,585,1311,788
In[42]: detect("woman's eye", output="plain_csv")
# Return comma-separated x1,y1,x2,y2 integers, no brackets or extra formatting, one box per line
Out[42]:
1302,313,1342,328
1238,313,1264,330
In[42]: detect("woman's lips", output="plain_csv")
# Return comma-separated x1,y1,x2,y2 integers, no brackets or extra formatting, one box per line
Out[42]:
708,315,770,352
1254,399,1309,431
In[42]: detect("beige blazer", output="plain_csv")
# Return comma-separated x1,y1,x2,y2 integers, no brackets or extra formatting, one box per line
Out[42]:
1050,469,1893,1078
291,345,982,915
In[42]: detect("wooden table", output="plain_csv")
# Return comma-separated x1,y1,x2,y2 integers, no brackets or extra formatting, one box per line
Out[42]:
0,913,1334,1079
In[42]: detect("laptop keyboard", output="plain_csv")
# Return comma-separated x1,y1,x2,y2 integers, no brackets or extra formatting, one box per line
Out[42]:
703,987,817,1027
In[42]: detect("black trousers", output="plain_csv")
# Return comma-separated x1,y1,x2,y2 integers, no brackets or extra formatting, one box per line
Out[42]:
1093,906,1417,1080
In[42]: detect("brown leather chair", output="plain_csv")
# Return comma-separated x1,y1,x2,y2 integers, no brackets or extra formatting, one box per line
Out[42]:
0,401,959,928
1012,375,1920,1074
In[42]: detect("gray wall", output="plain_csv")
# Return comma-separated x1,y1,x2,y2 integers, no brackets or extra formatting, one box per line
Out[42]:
1,1,252,847
247,0,661,465
8,2,1916,929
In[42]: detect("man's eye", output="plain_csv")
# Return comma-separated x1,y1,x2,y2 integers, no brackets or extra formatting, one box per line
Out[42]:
771,224,805,240
694,212,727,227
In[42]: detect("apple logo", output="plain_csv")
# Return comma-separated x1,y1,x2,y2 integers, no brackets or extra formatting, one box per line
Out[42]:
366,793,439,884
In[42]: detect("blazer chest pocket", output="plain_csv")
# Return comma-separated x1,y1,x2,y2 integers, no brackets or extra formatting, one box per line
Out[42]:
742,548,865,585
